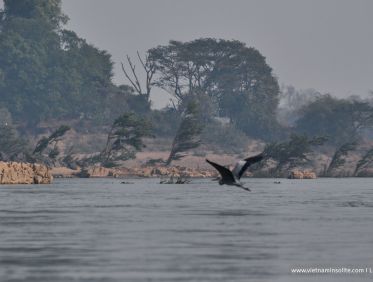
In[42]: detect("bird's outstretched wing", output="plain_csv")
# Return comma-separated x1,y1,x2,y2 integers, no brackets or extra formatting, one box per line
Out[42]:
206,159,235,183
233,153,264,179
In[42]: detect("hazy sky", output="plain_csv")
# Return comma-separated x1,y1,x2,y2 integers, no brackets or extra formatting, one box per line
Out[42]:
4,1,373,107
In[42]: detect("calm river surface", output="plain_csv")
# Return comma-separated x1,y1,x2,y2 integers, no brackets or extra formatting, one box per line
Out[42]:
1,178,373,282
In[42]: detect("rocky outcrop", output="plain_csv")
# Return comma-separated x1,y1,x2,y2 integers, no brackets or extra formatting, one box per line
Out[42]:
288,169,317,179
50,166,79,178
288,170,304,179
0,162,53,184
70,165,217,178
117,166,217,178
72,166,120,178
303,171,317,179
87,166,119,177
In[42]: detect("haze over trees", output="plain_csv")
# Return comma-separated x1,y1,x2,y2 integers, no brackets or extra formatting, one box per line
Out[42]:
147,39,281,140
277,85,322,126
99,113,153,167
0,123,27,161
0,0,372,174
166,101,203,165
325,142,357,177
354,148,373,176
263,134,327,175
32,125,71,165
295,95,373,145
0,0,122,125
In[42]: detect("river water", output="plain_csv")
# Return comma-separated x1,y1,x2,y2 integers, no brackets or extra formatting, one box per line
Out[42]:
0,178,373,282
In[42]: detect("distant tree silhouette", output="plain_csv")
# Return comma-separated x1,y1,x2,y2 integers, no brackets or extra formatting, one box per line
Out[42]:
166,101,203,165
100,113,153,167
325,142,357,176
354,148,373,176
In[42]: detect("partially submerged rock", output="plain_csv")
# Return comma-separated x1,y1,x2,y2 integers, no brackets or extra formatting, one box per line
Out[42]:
0,162,53,184
288,169,317,179
72,166,120,178
160,175,191,184
303,171,317,179
87,166,119,178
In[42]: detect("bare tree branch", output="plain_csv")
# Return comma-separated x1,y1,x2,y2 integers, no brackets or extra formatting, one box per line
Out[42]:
127,55,143,94
137,51,156,99
121,62,141,94
121,52,156,102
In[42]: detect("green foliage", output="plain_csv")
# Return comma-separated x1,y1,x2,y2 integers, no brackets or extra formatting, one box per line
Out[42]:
326,142,357,176
0,107,12,125
201,120,249,154
33,137,49,155
0,107,70,164
0,123,28,161
354,148,373,176
48,125,70,141
150,107,181,137
296,95,373,145
278,85,322,126
32,125,70,166
149,38,280,140
166,101,203,165
2,0,68,28
100,113,153,167
0,0,115,125
96,85,152,124
60,146,78,170
264,134,327,172
33,125,70,155
48,147,60,160
1,0,370,155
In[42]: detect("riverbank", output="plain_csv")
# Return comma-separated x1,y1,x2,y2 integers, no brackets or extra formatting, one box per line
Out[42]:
49,147,373,179
51,165,218,179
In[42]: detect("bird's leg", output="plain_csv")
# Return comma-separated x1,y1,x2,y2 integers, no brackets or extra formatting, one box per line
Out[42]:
240,186,251,192
235,184,251,192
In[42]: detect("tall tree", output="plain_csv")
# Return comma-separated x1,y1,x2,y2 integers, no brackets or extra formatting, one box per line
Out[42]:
2,0,68,29
32,125,71,165
354,148,373,176
277,85,322,126
148,38,280,139
166,101,203,165
0,123,27,161
296,95,373,145
325,142,357,176
0,0,115,126
264,134,327,173
121,51,155,105
100,113,153,167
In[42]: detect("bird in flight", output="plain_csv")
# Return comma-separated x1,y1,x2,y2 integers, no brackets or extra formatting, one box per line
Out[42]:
206,153,264,191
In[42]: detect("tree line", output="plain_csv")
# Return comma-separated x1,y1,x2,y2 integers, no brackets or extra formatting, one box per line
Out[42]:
0,0,372,174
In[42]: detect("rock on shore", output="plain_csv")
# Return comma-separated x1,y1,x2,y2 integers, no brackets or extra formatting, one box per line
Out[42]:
64,165,218,179
117,166,217,178
0,162,53,184
88,166,119,177
288,170,317,179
